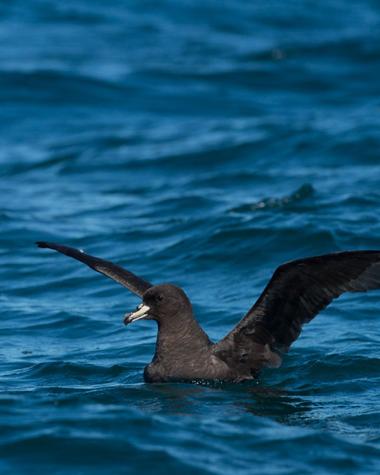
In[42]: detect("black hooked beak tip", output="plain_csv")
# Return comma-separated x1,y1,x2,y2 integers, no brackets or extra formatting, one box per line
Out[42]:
123,303,151,326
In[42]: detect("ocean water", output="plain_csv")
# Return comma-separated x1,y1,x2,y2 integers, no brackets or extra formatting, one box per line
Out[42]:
1,0,380,473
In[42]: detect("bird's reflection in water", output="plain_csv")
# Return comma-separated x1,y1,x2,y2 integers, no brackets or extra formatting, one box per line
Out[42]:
242,385,313,425
137,382,205,415
137,379,314,426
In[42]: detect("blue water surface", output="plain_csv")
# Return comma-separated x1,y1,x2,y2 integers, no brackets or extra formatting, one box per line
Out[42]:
1,1,380,474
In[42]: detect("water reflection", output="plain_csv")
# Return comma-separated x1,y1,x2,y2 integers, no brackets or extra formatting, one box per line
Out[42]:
242,386,313,425
135,379,314,426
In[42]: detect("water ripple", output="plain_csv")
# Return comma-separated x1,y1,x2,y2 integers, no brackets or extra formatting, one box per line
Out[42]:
1,0,380,474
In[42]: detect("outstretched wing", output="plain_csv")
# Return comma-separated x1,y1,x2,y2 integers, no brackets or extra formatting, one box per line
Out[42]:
214,251,380,374
36,241,152,297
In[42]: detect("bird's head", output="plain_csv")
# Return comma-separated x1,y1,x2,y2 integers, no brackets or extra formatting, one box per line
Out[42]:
123,284,192,325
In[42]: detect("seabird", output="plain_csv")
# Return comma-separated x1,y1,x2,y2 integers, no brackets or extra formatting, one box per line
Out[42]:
36,241,380,383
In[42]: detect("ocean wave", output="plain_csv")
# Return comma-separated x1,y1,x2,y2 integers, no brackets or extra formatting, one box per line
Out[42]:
2,0,380,473
230,184,315,213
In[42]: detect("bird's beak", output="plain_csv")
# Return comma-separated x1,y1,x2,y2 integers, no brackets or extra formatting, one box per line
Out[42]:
124,303,151,325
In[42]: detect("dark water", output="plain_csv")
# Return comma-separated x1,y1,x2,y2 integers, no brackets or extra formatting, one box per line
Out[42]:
1,1,380,474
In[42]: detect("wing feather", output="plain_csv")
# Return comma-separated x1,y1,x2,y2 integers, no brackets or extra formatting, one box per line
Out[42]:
36,241,152,297
214,251,380,373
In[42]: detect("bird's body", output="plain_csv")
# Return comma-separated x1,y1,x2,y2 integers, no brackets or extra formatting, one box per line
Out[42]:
37,242,380,383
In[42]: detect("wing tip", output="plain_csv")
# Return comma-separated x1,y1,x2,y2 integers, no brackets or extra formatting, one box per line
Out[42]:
36,241,59,251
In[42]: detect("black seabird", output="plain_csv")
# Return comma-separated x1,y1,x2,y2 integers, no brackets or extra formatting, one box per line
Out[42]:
37,242,380,383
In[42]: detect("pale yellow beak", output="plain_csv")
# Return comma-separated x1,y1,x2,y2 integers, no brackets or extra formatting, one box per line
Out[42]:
124,303,151,325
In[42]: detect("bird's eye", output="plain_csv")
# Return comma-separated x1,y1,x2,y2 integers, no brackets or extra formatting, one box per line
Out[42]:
156,294,163,302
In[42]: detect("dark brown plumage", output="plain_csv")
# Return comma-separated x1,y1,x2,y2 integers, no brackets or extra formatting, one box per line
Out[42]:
37,242,380,383
36,241,152,297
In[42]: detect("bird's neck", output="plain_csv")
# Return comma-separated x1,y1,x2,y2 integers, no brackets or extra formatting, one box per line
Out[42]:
154,312,211,360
